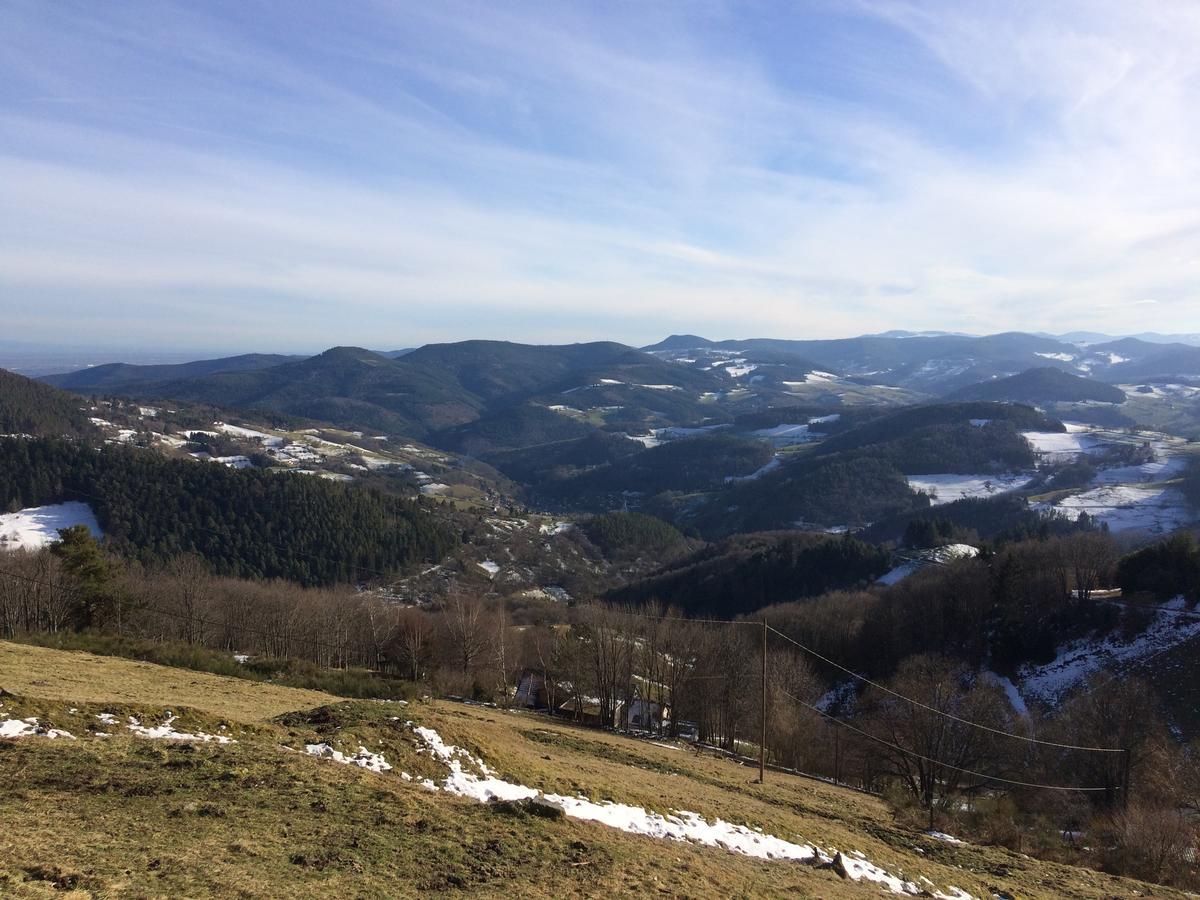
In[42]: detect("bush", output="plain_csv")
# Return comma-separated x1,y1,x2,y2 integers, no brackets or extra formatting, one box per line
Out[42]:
1098,804,1196,885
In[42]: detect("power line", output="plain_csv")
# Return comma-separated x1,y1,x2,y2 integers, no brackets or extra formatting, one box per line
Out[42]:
766,625,1123,754
778,689,1113,793
0,561,1136,794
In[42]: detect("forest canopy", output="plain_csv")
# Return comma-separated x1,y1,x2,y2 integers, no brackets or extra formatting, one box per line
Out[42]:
0,437,453,585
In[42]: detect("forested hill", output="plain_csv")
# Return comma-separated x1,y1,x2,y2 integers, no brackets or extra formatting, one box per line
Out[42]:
947,367,1127,404
0,368,95,437
40,353,301,392
0,437,453,585
606,531,891,615
40,342,729,447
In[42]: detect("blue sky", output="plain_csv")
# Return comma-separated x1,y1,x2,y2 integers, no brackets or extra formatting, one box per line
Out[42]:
2,0,1198,352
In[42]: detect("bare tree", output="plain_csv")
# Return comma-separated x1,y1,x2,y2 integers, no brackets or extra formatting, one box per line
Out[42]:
857,654,1014,829
442,584,489,674
165,554,212,645
391,608,435,681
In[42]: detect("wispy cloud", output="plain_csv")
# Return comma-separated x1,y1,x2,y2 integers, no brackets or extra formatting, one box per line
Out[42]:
0,0,1197,350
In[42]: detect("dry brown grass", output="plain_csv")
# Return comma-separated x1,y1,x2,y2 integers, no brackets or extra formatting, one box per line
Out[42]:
0,640,336,722
0,641,1187,898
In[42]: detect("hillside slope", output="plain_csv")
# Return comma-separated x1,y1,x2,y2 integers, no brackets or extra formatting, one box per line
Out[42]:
0,368,95,437
1,642,1182,899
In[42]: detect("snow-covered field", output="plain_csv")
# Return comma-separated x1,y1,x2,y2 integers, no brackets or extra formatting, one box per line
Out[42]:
216,422,285,448
1021,430,1105,459
1091,453,1189,485
1047,485,1193,533
0,502,101,551
1019,597,1200,705
907,473,1033,506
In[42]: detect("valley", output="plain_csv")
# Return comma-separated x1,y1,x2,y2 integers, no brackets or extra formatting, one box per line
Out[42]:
6,329,1200,895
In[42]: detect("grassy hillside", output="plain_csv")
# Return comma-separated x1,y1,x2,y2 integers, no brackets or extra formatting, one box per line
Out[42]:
1,642,1183,898
0,641,335,722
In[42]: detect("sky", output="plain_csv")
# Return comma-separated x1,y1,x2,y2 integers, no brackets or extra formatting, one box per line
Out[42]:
2,0,1199,353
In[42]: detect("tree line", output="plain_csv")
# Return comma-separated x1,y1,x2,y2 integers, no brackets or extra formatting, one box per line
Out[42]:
4,526,1200,887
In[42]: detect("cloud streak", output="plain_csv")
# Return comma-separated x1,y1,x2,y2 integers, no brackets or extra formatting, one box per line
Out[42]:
0,0,1197,350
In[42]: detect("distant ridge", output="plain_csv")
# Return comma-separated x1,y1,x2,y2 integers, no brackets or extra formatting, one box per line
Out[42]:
948,367,1126,404
41,353,303,391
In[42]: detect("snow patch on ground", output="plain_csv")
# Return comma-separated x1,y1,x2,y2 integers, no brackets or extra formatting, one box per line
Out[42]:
477,560,501,576
725,457,781,483
925,830,965,845
0,502,101,551
0,716,75,739
725,363,758,377
216,422,285,447
878,545,979,586
981,672,1028,717
211,455,252,469
1019,598,1200,704
402,722,968,894
126,713,235,744
305,742,392,772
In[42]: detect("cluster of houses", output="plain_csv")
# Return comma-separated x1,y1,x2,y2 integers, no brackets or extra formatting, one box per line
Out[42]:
512,668,678,734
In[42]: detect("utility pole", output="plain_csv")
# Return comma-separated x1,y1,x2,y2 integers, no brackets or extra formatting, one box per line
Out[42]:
1121,748,1131,810
833,719,841,785
758,617,767,783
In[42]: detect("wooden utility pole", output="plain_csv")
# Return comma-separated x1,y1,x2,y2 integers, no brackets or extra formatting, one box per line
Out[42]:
1121,748,1131,810
758,617,767,783
833,720,841,785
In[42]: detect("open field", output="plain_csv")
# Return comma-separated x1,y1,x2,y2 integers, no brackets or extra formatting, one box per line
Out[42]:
0,641,1185,898
0,641,337,723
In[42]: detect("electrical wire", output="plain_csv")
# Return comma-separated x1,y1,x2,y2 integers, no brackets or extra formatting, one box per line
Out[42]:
778,688,1115,793
767,624,1124,754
